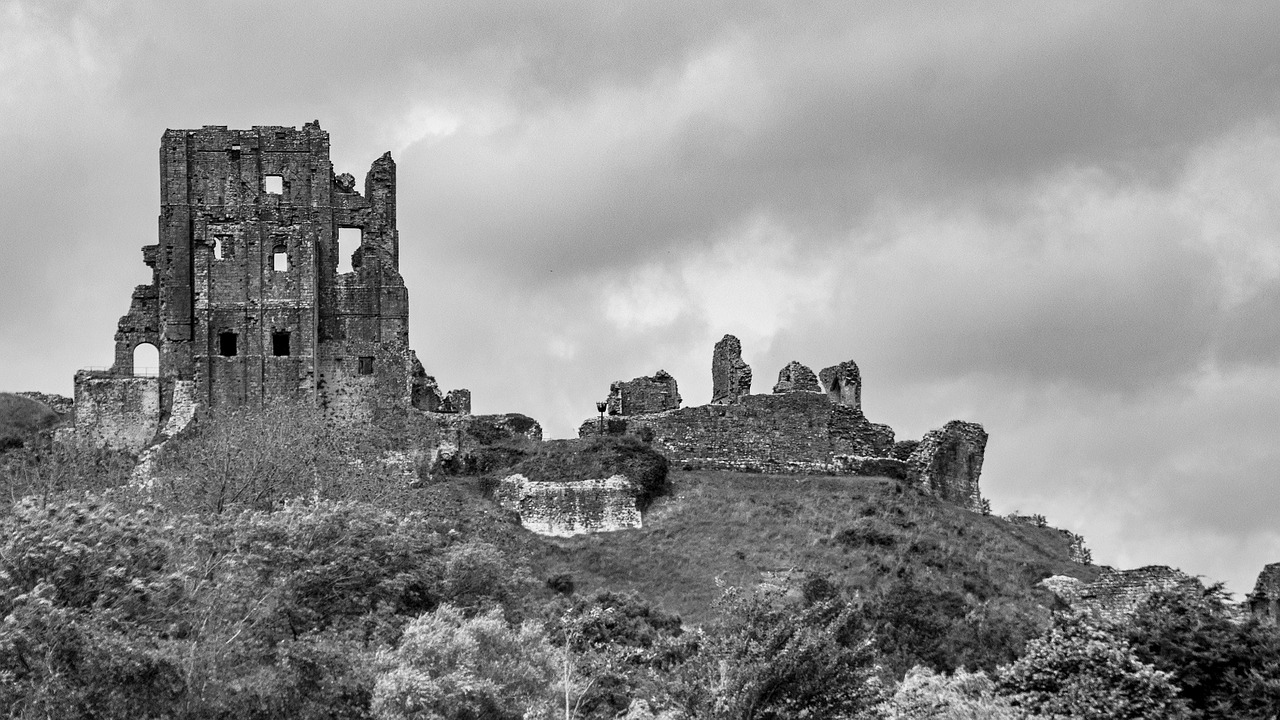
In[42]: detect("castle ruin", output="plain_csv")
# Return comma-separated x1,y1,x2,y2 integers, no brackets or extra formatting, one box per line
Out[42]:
580,334,989,511
74,123,473,450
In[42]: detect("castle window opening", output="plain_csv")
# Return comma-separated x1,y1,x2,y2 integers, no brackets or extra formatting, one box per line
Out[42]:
272,331,291,357
213,236,225,260
337,227,361,274
358,356,374,375
264,175,283,194
218,331,238,357
132,342,159,376
272,245,288,272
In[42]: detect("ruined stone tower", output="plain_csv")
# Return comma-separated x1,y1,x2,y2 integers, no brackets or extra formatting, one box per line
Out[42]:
78,122,433,447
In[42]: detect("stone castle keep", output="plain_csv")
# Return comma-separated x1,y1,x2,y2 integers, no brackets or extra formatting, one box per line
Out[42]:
75,122,467,448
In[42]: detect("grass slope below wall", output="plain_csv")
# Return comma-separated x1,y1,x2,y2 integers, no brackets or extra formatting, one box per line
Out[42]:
525,470,1099,628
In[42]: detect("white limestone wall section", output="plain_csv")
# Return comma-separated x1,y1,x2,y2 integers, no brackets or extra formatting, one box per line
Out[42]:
497,473,641,537
73,373,161,452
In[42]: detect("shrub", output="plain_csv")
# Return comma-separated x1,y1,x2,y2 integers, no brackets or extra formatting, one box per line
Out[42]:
997,610,1190,719
677,581,884,719
371,605,561,720
882,666,1021,719
1126,585,1280,719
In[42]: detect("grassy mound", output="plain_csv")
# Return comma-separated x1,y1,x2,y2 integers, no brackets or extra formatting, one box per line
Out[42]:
0,393,63,450
523,469,1098,671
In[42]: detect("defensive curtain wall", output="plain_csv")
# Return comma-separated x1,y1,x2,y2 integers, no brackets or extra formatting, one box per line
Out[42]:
578,334,990,512
72,122,537,456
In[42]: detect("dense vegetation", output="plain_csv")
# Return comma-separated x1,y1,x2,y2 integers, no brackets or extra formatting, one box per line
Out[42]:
2,401,1279,718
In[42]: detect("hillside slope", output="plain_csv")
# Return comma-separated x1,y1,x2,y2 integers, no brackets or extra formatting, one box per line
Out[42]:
525,470,1097,628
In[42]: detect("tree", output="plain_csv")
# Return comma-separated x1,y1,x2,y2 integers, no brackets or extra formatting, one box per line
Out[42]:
997,610,1189,719
543,590,699,719
1126,585,1280,719
371,604,562,720
679,579,883,720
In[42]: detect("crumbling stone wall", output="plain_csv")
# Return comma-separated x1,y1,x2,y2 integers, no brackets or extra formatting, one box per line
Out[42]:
496,473,641,536
587,392,895,473
819,361,861,410
578,336,988,509
711,334,752,404
1043,566,1202,622
73,371,160,452
772,361,820,394
606,370,681,416
1249,562,1280,625
75,122,483,451
906,420,988,511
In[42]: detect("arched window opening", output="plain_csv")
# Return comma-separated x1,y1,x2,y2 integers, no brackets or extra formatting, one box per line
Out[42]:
132,343,159,376
337,227,361,274
273,245,288,272
213,237,223,260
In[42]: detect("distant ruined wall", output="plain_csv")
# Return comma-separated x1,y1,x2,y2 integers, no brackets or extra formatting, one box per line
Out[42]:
1249,562,1280,625
73,372,161,452
711,334,752,404
1042,566,1202,622
607,370,680,416
906,421,988,511
496,473,641,536
585,392,896,474
579,335,990,510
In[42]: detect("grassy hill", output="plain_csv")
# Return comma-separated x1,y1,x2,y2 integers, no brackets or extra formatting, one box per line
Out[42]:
0,393,64,449
525,470,1096,624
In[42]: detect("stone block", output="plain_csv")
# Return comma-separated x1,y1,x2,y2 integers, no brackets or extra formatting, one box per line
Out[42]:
819,360,862,410
1250,562,1280,625
606,370,680,416
906,420,988,511
73,372,161,452
711,334,752,404
772,361,820,393
496,473,641,537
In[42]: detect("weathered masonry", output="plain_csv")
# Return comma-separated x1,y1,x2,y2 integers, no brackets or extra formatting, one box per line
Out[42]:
77,122,458,449
580,334,990,511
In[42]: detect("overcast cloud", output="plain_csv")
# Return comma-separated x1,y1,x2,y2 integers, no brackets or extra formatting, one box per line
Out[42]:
4,0,1280,596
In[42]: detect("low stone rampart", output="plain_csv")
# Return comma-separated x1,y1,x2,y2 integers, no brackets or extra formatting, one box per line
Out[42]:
73,372,161,452
582,390,895,474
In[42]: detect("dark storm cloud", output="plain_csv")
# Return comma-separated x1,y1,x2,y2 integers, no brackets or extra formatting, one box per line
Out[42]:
393,1,1280,290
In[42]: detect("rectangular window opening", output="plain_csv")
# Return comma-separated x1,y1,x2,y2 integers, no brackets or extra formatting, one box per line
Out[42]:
264,175,283,194
337,227,361,274
272,331,291,357
218,331,238,357
358,356,374,375
272,244,288,272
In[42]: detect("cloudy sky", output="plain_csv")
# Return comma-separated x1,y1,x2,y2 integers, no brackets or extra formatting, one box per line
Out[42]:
4,0,1280,595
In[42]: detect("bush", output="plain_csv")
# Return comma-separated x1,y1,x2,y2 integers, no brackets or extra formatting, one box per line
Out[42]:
676,580,884,719
371,605,562,720
1126,585,1280,719
997,610,1190,719
882,666,1021,719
